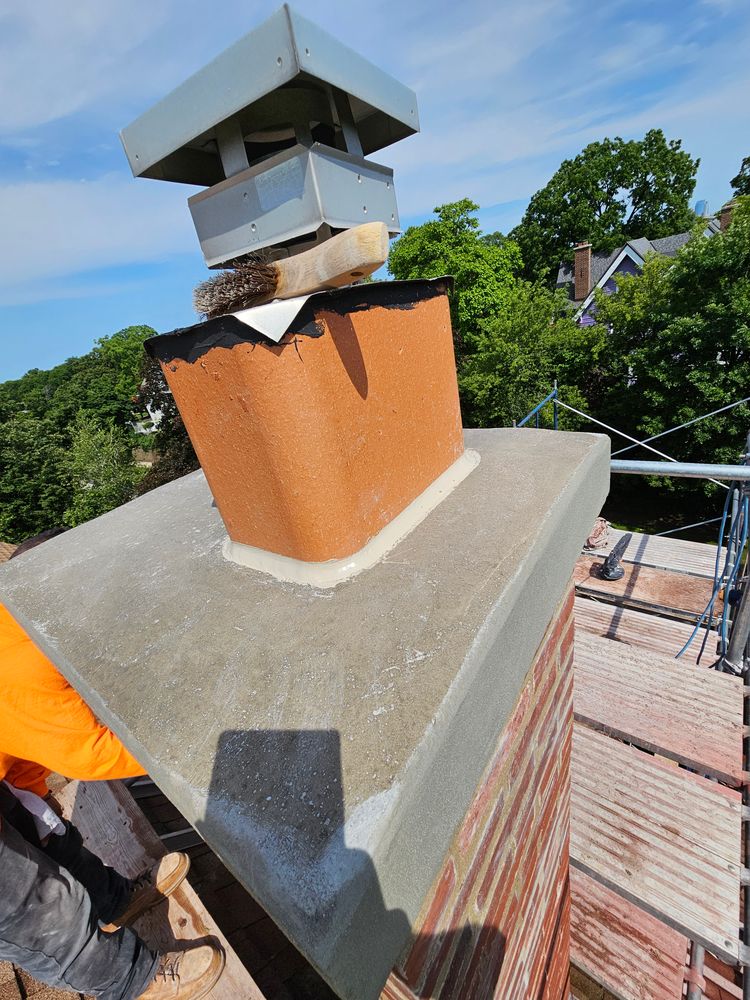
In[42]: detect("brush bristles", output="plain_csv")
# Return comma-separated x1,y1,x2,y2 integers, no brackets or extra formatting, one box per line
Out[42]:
193,260,279,318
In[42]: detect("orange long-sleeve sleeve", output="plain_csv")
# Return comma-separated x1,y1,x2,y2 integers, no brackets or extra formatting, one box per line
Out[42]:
0,603,146,796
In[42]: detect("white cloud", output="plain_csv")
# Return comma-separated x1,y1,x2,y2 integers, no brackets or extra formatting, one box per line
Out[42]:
594,22,698,75
387,0,750,225
0,2,173,133
402,0,566,87
0,173,194,303
701,0,741,11
0,0,749,304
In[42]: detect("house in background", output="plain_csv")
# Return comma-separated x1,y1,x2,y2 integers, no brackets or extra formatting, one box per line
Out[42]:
556,200,736,325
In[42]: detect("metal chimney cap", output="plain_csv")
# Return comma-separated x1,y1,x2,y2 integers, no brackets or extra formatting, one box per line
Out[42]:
119,4,419,187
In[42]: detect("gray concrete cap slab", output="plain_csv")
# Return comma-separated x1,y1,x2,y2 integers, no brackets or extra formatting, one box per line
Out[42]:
0,428,609,999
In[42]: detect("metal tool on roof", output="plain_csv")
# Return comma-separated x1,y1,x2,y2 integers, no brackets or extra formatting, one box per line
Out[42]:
120,5,419,268
600,532,632,581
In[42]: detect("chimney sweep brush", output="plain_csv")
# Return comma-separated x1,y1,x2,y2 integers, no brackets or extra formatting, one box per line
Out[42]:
194,222,389,319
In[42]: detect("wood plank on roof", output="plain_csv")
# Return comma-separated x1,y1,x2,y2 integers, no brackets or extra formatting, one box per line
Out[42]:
0,541,17,564
574,631,744,786
703,952,742,999
57,780,266,1000
574,556,719,623
571,867,688,1000
573,597,717,667
585,529,724,580
571,723,742,965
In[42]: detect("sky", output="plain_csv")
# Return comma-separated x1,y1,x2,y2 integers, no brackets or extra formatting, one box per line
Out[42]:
1,0,749,382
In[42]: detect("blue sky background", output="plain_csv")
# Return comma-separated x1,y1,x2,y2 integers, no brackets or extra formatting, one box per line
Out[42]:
1,0,749,381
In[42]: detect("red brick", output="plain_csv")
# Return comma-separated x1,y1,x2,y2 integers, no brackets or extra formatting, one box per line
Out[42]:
383,585,574,1000
381,978,416,1000
534,592,572,679
476,775,535,909
439,923,484,998
401,859,457,982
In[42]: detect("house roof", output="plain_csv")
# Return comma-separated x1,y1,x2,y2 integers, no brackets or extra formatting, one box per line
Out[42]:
556,246,619,291
556,220,719,301
0,542,17,564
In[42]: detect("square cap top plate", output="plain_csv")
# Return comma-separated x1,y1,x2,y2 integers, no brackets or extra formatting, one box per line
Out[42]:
120,5,419,187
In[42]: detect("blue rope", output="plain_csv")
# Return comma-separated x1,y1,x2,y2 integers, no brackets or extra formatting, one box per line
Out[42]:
720,496,749,652
676,487,734,660
695,510,736,663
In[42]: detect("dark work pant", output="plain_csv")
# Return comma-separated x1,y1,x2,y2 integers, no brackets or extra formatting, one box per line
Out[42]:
0,812,158,999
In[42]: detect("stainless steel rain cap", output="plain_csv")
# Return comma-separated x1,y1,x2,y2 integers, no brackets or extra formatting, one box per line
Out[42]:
120,5,419,263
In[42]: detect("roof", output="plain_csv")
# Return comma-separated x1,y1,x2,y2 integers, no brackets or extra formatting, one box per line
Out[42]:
0,542,17,564
556,221,718,301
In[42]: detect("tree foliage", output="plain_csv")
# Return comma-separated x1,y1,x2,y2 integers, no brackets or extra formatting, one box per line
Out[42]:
63,415,146,528
0,326,156,431
0,414,70,541
459,281,607,428
594,197,750,488
732,156,750,197
134,358,199,496
388,199,522,357
0,325,160,541
511,130,699,282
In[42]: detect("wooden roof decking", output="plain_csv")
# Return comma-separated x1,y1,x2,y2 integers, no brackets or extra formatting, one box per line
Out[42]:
572,524,744,1000
574,631,744,786
571,723,742,965
573,596,717,666
574,556,720,623
570,868,688,1000
586,528,724,579
128,778,337,1000
0,541,17,564
57,779,265,1000
704,953,742,999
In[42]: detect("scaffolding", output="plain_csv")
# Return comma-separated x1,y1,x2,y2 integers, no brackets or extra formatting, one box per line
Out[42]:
520,391,750,1000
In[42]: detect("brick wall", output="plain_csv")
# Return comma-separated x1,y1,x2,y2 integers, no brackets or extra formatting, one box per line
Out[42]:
382,585,575,1000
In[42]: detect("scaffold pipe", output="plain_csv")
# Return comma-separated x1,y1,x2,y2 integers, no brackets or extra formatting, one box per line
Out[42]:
611,460,750,480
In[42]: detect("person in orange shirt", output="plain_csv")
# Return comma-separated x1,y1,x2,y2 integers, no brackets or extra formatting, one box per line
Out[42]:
0,602,148,797
0,537,224,999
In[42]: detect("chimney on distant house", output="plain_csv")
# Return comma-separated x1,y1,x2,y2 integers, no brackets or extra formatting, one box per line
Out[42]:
719,201,737,231
574,242,592,301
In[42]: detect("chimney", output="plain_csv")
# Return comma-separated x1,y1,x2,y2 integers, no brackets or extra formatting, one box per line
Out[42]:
0,12,606,1000
574,242,592,301
720,201,737,232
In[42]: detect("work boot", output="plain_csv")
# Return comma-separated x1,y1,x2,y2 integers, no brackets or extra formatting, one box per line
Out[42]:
109,852,191,927
138,944,225,999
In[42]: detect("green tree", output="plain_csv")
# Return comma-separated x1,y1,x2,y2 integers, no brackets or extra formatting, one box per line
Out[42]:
593,197,750,492
64,415,146,527
388,199,522,358
511,130,699,283
134,358,200,496
459,281,607,428
0,325,155,432
0,413,70,541
732,156,750,197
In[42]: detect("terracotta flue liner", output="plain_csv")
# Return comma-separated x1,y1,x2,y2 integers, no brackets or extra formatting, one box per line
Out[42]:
147,280,464,564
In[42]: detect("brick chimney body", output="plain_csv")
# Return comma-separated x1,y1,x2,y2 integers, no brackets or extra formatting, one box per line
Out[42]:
574,242,592,301
719,201,737,231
